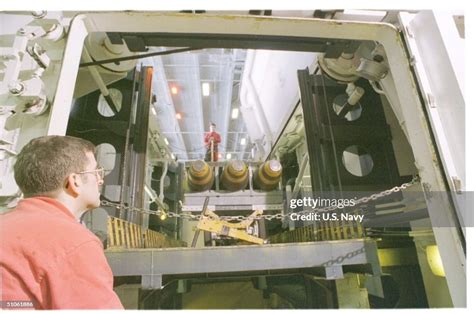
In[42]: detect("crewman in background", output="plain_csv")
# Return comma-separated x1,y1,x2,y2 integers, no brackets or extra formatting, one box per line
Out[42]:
204,122,221,162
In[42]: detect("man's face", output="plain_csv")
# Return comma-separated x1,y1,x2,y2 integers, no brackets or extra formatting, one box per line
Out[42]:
210,125,215,132
79,152,104,210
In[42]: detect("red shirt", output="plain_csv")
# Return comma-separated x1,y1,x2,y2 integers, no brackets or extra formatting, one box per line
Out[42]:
0,197,123,310
204,131,221,149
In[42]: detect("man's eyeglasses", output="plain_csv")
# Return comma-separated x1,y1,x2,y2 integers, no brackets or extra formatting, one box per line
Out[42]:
76,167,105,180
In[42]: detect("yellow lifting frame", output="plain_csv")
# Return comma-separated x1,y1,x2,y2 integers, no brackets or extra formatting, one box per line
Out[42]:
196,208,265,245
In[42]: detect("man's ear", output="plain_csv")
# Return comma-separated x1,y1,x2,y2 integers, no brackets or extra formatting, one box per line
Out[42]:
65,173,81,196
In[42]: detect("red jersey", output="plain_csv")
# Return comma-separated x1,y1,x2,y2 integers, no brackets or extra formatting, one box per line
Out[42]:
0,197,123,309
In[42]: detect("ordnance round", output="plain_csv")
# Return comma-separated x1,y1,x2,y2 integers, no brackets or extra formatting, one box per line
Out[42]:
187,160,214,192
220,160,249,191
253,160,282,191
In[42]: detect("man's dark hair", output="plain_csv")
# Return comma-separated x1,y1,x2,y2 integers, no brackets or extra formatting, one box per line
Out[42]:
14,135,96,197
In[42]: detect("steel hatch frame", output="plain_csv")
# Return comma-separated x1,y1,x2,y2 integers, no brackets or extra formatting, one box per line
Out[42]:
48,11,465,306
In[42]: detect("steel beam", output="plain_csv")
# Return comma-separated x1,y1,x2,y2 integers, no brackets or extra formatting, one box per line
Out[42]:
106,239,379,289
182,190,283,210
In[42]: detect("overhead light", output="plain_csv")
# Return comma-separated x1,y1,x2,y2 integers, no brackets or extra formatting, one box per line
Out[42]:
240,138,246,146
176,112,182,120
218,153,222,159
231,108,239,119
226,153,232,160
164,138,169,145
202,82,210,96
171,86,178,95
151,107,157,116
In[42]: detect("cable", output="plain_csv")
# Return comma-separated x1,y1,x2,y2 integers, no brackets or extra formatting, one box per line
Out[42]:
79,47,201,68
75,129,100,133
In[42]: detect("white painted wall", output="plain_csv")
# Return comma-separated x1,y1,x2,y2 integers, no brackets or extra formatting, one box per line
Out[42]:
240,50,318,159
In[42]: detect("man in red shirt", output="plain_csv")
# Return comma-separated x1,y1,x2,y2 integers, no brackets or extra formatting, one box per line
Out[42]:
0,136,123,310
204,122,221,162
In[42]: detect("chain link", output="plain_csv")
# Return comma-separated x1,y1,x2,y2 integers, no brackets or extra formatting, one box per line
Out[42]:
100,176,420,222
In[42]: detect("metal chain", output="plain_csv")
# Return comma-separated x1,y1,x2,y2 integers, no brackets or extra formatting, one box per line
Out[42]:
100,175,420,222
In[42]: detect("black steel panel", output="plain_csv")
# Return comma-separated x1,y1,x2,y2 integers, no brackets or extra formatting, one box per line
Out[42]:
298,69,401,193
